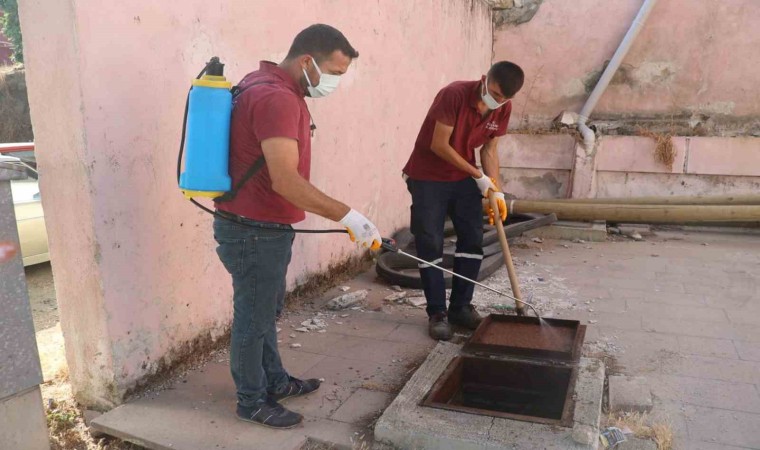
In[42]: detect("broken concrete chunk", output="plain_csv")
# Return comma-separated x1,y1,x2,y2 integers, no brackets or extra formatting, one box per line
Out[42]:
554,110,579,127
391,285,404,292
295,327,309,333
630,232,643,241
301,317,327,331
326,289,368,310
572,238,586,244
531,237,544,243
339,286,351,292
406,296,427,307
384,292,407,302
289,343,302,349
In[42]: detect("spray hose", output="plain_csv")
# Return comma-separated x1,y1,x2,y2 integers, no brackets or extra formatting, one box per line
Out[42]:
177,58,348,235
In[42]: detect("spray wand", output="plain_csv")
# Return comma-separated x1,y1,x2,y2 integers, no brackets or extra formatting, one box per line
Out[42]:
380,238,542,319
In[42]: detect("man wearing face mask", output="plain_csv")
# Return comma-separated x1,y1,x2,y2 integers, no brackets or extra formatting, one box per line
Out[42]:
402,61,525,341
213,24,382,429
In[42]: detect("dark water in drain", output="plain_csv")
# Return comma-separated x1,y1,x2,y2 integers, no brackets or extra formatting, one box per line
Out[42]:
456,382,566,419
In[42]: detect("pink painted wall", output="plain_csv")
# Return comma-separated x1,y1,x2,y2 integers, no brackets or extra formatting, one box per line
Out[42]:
492,0,760,200
19,0,493,406
500,134,760,200
494,0,760,126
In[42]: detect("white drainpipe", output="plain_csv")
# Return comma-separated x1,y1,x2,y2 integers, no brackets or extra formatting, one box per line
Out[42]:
578,0,660,154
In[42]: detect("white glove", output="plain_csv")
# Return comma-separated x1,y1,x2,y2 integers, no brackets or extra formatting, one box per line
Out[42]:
339,209,382,250
473,173,498,197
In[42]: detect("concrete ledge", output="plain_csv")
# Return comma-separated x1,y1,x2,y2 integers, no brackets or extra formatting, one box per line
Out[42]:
374,342,605,450
524,220,608,242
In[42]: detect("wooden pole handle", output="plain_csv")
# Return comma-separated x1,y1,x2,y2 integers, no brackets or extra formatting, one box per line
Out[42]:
489,192,525,315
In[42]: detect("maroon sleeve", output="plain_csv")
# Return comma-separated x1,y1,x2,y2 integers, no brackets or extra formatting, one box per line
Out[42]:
427,85,464,127
495,101,513,137
251,91,301,142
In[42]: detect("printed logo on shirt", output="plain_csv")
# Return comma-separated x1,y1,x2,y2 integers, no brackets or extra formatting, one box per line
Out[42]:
486,122,499,131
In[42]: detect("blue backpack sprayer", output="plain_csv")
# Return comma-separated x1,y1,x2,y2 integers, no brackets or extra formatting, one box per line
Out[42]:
176,56,346,234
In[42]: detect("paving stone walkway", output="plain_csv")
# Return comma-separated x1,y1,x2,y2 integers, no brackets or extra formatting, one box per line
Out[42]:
93,229,760,449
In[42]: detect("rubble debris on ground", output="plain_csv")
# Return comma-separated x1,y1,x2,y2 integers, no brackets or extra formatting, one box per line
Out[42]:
300,316,327,331
405,296,427,307
326,289,368,310
384,292,407,302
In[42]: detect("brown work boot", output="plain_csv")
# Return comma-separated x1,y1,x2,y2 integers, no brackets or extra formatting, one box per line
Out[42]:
448,305,483,330
428,312,452,341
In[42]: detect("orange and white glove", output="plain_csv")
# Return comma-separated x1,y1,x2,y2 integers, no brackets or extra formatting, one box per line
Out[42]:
473,173,498,197
339,209,382,250
486,191,508,225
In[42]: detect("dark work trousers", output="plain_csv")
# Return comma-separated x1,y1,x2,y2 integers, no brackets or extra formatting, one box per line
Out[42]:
407,177,484,317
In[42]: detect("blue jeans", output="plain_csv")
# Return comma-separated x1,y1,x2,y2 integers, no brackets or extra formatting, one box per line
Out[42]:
213,216,293,407
407,178,484,317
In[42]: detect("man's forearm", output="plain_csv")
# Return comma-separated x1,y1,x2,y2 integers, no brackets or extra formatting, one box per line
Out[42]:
430,144,481,178
274,176,350,222
480,141,501,189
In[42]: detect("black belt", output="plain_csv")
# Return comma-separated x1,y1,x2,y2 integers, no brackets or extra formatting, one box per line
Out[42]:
215,209,249,223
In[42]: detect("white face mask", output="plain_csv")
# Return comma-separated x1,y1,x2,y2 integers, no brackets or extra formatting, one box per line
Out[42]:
303,57,340,98
481,76,507,110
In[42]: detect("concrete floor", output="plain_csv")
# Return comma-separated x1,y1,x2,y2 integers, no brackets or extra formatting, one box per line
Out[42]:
92,229,760,449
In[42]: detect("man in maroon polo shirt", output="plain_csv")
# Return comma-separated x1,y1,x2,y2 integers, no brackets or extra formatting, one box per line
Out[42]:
402,61,525,341
213,24,382,429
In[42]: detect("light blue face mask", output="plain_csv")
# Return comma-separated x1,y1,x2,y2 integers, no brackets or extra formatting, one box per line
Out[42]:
303,57,341,98
481,76,507,110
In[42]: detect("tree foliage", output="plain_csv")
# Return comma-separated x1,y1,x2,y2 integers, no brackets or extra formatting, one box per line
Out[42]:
0,0,23,63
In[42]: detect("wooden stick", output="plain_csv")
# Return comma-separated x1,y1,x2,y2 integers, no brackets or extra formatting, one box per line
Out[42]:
489,192,525,315
511,201,760,223
544,195,760,206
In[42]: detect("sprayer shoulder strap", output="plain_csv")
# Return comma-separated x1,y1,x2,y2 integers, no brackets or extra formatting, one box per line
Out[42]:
214,81,274,203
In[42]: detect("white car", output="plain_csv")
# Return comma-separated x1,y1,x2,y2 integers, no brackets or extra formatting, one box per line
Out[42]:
2,152,50,266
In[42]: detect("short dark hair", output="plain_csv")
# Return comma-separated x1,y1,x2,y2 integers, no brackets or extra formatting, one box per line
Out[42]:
286,24,359,62
488,61,524,98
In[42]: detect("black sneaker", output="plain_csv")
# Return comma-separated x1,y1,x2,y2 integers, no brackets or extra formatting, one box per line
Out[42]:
269,376,321,402
236,398,303,429
448,305,483,330
428,312,452,341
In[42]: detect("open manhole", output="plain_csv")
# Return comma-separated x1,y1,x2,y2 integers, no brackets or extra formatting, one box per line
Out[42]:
423,315,586,427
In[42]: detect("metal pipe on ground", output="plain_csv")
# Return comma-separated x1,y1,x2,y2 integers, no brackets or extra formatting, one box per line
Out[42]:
510,200,760,224
542,195,760,206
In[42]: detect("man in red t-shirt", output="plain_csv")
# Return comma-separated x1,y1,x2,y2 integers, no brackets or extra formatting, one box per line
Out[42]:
402,61,525,341
212,24,382,429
